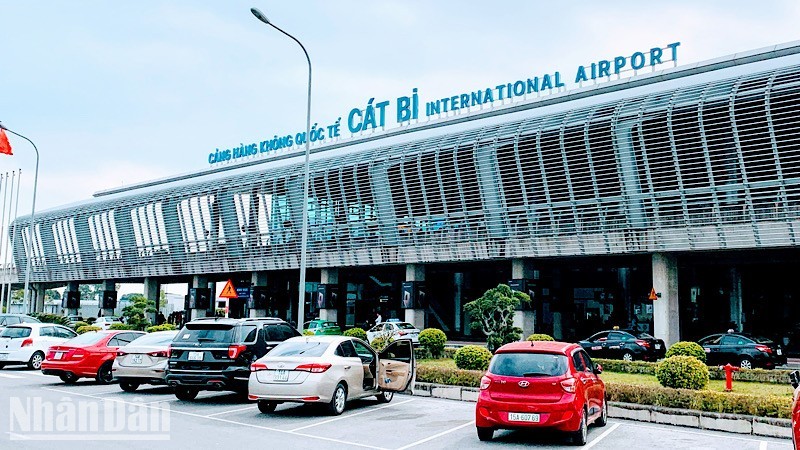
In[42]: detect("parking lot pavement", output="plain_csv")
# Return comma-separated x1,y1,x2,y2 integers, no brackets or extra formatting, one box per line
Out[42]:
0,365,794,449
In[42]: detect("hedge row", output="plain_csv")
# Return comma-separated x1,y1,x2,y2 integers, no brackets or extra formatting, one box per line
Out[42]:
415,363,792,419
415,346,459,360
593,358,793,385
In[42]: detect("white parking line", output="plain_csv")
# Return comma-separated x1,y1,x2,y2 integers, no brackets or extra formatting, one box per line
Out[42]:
394,420,475,450
760,441,768,450
290,398,415,432
0,373,24,379
205,405,256,417
616,420,784,444
583,423,621,449
42,388,388,450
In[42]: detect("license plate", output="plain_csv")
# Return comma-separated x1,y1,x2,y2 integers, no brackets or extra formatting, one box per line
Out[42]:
0,354,7,361
273,370,289,382
508,412,540,423
655,344,661,349
132,354,143,364
54,352,64,360
188,351,204,361
777,349,782,356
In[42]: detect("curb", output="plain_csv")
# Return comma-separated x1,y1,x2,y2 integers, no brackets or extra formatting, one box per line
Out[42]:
412,382,791,439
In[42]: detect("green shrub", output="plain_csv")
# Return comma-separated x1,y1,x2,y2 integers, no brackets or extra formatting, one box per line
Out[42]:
656,355,709,390
71,321,89,330
419,328,447,358
109,323,136,331
443,347,458,359
666,341,707,363
145,324,177,333
86,317,97,325
343,327,368,341
454,345,493,371
594,358,659,375
594,358,793,385
370,336,394,352
526,333,555,341
76,326,101,334
417,365,483,388
31,313,70,327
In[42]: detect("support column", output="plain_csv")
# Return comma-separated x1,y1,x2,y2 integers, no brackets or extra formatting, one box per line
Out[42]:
729,267,743,332
249,271,269,318
101,280,115,318
653,253,680,347
65,281,80,317
208,281,217,316
144,277,160,324
34,284,46,314
511,259,536,339
454,273,463,332
318,268,339,323
404,264,426,328
191,275,208,320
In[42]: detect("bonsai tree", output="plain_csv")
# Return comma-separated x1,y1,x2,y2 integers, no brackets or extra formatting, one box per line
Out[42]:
464,284,530,352
121,294,157,331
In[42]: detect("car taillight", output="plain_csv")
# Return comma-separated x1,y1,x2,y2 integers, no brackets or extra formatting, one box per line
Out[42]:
21,338,33,347
635,340,650,348
166,345,172,358
398,331,408,336
148,351,169,358
560,377,577,393
480,376,492,390
755,345,772,354
228,344,247,359
250,362,268,372
295,363,332,373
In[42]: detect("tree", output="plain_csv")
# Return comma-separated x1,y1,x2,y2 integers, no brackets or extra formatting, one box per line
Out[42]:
121,294,156,330
79,284,101,302
45,289,61,301
464,284,530,352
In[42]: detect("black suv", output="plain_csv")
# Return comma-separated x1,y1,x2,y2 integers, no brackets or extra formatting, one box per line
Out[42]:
166,317,301,400
578,329,666,361
697,332,786,369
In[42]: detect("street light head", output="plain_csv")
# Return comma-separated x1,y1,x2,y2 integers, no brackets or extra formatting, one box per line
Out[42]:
250,8,270,25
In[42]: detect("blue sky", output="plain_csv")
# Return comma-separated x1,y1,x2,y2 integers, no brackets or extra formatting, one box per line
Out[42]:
1,0,799,213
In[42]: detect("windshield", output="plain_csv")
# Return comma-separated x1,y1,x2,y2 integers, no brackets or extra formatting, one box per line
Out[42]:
0,326,32,338
752,336,774,344
178,324,236,343
397,323,416,330
66,332,107,346
490,352,568,377
129,331,178,346
270,341,330,357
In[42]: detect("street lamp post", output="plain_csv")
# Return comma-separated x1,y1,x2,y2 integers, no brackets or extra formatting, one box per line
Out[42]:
0,123,40,313
250,8,312,330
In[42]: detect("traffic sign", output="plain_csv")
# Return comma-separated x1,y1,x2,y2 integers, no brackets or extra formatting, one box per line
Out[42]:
648,288,658,301
220,279,239,299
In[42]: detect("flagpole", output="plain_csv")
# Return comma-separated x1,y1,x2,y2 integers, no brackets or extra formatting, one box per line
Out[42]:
4,171,21,313
0,173,5,312
0,124,40,311
0,172,11,312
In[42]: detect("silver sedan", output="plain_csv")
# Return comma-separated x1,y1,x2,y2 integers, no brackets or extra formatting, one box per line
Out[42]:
112,330,178,392
248,335,415,415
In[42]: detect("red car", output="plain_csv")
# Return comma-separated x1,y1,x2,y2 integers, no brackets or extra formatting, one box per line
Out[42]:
41,330,145,384
791,371,800,449
475,341,607,445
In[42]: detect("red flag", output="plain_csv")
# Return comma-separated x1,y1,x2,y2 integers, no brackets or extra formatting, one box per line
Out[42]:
0,128,12,155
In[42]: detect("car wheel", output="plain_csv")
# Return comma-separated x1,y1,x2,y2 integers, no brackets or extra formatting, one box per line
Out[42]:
376,391,394,403
622,351,634,362
59,372,78,384
327,383,347,416
257,401,277,414
738,357,753,370
174,387,199,401
95,362,114,385
596,398,608,427
477,427,494,441
27,351,45,370
570,408,588,446
120,380,140,392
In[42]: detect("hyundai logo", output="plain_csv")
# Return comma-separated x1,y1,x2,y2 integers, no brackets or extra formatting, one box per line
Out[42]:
518,381,530,388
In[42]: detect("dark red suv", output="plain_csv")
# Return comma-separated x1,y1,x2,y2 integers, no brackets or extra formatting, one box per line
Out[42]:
475,341,607,445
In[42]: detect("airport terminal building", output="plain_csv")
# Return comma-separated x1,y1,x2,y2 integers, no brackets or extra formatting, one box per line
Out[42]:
10,42,800,349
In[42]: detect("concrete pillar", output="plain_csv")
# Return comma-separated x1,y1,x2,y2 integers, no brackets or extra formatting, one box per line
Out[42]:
144,277,160,324
511,259,536,339
404,264,426,328
65,281,80,316
101,280,115,318
319,268,339,323
729,267,743,332
33,284,46,314
208,281,217,316
191,275,208,320
249,271,268,318
552,268,563,340
454,273,463,332
653,253,680,347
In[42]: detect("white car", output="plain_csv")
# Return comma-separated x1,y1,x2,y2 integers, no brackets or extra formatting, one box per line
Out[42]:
0,323,78,369
94,317,123,330
366,322,421,345
112,330,179,392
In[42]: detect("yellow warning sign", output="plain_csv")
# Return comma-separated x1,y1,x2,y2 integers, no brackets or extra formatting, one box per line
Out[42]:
220,279,238,299
648,288,658,301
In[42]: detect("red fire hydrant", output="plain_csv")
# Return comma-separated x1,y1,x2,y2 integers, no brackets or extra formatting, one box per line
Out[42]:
721,363,740,392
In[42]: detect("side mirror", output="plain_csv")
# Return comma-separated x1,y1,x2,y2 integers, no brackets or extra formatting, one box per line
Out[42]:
790,370,800,389
594,364,603,375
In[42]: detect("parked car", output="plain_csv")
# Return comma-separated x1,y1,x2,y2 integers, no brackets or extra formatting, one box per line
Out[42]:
41,330,145,383
248,335,415,415
578,329,665,361
65,315,85,327
475,341,607,445
0,323,77,370
0,314,41,330
304,319,342,336
697,332,787,369
112,330,179,392
166,317,301,401
790,371,800,450
366,322,421,345
94,317,124,330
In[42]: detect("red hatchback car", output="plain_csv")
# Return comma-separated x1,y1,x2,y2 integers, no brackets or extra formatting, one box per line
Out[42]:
475,341,607,445
41,330,145,384
791,371,800,449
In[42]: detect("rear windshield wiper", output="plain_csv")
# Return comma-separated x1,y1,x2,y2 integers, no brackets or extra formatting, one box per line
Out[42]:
522,372,553,377
197,337,217,342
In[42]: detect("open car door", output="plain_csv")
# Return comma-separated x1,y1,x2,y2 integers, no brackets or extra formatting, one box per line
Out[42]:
377,339,415,392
